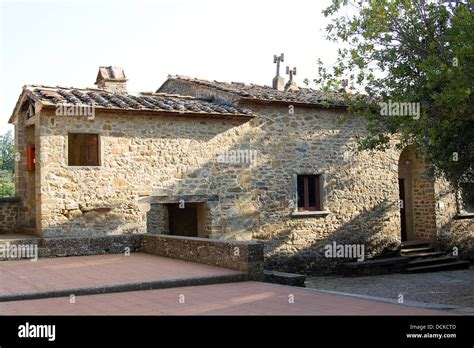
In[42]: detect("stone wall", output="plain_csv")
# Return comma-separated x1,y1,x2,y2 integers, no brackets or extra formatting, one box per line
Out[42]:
435,177,474,259
141,234,264,280
146,204,169,234
33,103,403,274
38,234,142,258
0,197,21,233
14,106,37,230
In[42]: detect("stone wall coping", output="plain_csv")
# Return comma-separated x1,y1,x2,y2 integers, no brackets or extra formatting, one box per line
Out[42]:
0,197,21,203
40,234,141,241
145,233,262,246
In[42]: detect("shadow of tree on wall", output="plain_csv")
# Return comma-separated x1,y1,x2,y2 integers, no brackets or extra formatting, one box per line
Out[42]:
41,106,401,275
133,106,401,275
262,200,397,275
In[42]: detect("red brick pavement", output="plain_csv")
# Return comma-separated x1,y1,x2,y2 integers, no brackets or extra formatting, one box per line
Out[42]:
0,281,450,315
0,253,242,298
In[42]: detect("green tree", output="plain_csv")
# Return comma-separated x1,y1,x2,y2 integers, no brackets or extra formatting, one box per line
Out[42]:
0,130,14,174
315,0,473,186
0,130,15,197
0,178,15,197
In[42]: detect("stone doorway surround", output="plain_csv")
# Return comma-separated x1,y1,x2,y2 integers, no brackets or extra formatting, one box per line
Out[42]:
397,146,437,244
142,195,218,238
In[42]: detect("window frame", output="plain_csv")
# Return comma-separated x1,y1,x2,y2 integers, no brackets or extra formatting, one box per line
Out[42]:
297,174,322,212
67,132,101,167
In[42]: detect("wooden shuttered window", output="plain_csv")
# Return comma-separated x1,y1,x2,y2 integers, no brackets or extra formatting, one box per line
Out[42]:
68,133,99,166
85,134,99,166
297,175,321,211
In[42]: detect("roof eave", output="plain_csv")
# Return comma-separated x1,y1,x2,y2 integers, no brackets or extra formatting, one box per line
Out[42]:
39,104,255,119
8,88,43,124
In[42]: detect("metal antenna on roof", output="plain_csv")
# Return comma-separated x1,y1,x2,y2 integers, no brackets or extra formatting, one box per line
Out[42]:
273,53,285,91
285,66,298,92
286,66,297,83
273,53,284,77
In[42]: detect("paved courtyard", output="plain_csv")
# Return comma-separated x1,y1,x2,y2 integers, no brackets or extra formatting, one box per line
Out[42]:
0,253,243,300
306,266,474,312
0,253,466,315
0,281,450,315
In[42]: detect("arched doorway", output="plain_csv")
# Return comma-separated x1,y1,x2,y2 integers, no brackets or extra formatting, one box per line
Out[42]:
398,146,437,243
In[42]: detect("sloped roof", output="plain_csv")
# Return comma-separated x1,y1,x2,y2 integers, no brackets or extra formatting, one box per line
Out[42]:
161,75,349,106
12,85,254,121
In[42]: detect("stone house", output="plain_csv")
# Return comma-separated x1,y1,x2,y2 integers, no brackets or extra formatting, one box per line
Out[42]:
6,66,473,273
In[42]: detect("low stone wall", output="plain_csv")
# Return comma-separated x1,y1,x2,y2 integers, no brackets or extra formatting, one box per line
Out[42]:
0,197,21,233
38,235,142,258
141,234,264,280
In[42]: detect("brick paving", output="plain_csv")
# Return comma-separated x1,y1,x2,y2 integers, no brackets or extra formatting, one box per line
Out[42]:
0,281,450,315
0,253,242,299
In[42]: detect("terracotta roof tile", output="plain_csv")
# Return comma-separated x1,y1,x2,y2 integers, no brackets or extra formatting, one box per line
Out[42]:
164,75,349,106
26,85,254,117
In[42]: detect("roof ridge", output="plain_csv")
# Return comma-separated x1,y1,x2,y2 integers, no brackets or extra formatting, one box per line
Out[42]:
168,75,343,95
25,84,109,93
166,75,350,107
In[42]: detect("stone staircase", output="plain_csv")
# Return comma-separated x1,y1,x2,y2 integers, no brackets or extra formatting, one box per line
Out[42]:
401,240,470,273
343,240,471,276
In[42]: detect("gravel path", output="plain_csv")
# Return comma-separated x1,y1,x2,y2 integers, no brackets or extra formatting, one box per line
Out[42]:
305,267,474,309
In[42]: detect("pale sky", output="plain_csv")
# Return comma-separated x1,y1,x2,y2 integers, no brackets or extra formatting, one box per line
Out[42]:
0,0,341,134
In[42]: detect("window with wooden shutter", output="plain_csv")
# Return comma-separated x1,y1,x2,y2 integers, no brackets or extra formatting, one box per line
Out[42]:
297,174,321,211
68,133,99,166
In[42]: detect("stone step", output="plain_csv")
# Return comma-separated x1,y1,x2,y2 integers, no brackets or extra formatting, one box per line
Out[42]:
404,261,470,273
400,246,435,255
264,270,306,287
407,256,459,267
342,256,409,276
403,251,446,260
400,240,430,249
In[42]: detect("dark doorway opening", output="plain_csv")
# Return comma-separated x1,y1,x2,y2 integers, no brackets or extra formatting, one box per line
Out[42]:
168,203,198,237
398,179,407,241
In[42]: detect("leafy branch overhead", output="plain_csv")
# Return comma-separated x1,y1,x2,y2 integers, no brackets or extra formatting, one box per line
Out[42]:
316,0,473,185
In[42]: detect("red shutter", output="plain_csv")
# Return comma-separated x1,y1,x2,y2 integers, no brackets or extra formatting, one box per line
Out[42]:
27,144,35,171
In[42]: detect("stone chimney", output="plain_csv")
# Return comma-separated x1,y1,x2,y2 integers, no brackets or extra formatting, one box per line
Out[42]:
95,66,127,93
272,53,285,91
273,76,285,91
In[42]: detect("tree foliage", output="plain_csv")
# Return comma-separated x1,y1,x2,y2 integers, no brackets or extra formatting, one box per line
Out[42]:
0,130,14,174
315,0,473,186
0,130,15,197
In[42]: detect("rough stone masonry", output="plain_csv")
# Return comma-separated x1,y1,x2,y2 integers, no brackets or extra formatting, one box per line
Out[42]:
6,67,472,274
